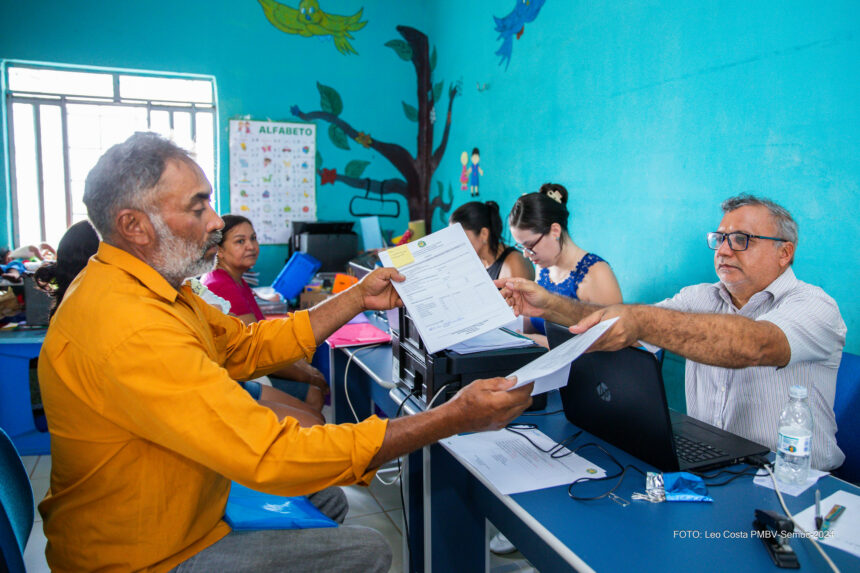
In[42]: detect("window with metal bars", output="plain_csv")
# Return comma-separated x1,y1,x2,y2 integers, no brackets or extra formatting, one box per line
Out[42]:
2,61,218,248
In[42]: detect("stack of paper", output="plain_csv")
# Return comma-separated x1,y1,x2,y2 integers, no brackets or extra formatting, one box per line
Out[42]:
448,328,536,354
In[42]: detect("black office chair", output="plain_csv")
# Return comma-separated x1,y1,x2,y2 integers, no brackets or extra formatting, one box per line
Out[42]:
0,427,35,573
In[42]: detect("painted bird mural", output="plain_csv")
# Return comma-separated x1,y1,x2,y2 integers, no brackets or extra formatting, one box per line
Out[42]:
257,0,367,55
493,0,547,70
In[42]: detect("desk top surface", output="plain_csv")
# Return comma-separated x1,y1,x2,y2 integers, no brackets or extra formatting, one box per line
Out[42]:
0,327,47,344
383,366,858,573
478,392,859,572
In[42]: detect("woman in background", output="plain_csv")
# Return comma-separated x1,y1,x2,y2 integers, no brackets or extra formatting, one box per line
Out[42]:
508,183,622,341
202,214,328,413
449,201,534,281
33,220,99,317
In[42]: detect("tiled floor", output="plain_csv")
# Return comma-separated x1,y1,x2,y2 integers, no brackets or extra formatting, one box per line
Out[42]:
20,454,50,573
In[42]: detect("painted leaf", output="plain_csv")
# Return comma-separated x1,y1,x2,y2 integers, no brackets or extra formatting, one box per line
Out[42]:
328,124,350,150
385,39,413,61
316,151,323,170
345,160,370,178
317,82,343,116
433,81,443,103
430,46,437,72
402,102,418,122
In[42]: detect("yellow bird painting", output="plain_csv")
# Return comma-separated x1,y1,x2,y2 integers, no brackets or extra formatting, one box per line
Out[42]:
257,0,367,55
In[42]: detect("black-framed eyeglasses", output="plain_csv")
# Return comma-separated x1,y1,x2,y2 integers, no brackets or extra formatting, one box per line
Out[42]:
515,233,545,256
706,231,786,252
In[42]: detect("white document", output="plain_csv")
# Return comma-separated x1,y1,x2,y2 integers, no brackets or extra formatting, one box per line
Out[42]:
753,469,828,496
449,328,536,355
508,317,619,395
794,490,860,558
441,428,606,495
377,224,516,353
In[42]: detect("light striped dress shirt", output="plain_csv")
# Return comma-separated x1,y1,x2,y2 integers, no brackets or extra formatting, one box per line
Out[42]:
656,267,846,470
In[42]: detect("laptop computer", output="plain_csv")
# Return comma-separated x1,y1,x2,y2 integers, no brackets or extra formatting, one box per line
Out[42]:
545,321,769,472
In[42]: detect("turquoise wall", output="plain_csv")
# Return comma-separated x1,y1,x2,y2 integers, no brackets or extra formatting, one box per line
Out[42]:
2,1,857,370
427,0,859,363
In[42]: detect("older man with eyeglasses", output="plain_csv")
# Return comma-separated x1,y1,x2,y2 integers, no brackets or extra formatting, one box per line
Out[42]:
498,194,846,471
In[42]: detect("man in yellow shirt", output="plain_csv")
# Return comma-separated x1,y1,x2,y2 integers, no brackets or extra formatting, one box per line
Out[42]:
38,132,533,572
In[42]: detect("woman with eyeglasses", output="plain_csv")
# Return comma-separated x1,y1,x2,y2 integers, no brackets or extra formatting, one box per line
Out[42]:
508,183,622,342
449,201,534,281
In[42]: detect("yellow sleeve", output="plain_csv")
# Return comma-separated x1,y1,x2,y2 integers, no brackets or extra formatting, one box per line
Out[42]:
97,316,388,496
191,289,318,380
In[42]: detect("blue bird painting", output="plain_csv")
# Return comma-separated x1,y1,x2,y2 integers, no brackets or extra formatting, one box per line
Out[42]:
493,0,547,70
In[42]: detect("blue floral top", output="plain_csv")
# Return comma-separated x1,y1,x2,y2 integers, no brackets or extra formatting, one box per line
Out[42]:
531,253,606,334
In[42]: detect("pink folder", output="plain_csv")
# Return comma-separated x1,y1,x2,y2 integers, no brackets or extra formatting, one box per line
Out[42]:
327,322,391,348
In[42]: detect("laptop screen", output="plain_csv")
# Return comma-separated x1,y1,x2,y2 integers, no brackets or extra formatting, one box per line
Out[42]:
545,321,680,471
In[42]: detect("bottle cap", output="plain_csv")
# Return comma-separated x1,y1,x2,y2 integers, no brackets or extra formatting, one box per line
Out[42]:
789,385,808,399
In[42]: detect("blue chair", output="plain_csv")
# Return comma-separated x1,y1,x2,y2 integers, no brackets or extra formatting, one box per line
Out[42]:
833,352,860,484
0,427,35,573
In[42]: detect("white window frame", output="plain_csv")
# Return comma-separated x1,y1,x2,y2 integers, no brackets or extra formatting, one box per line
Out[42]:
2,60,219,247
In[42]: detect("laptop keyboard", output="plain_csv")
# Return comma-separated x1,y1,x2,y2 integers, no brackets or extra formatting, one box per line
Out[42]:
673,434,727,464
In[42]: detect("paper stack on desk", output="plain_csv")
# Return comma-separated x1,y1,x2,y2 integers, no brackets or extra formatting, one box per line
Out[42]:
448,328,536,354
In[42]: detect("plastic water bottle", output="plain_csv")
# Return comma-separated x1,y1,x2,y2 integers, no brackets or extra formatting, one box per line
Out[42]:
774,385,813,485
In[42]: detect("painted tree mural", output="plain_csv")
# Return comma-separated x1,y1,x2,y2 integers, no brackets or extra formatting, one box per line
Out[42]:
291,26,460,231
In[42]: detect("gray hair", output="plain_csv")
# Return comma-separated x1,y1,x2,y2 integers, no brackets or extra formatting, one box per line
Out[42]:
721,194,798,245
83,132,194,240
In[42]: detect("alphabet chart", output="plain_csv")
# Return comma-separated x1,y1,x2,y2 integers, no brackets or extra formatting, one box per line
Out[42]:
229,119,317,244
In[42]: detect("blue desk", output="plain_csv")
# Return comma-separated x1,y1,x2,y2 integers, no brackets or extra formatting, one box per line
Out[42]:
338,345,860,573
0,328,49,455
328,339,426,571
426,391,860,572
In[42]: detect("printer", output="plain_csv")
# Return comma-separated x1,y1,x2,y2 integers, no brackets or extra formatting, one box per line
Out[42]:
392,308,547,410
290,221,359,272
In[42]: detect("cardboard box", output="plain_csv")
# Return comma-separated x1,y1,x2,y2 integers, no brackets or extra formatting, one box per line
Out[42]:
298,291,333,310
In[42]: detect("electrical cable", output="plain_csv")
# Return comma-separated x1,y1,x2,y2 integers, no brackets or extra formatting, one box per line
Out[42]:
394,387,421,573
566,443,647,503
504,423,582,458
692,465,761,487
342,344,382,423
519,409,564,417
426,382,455,410
753,461,840,573
374,387,416,486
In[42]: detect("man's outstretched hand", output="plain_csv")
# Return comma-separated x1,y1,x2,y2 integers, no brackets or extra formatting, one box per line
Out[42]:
357,267,405,311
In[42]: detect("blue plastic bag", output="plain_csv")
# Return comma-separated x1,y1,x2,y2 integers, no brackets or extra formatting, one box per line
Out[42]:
225,483,338,530
663,472,714,502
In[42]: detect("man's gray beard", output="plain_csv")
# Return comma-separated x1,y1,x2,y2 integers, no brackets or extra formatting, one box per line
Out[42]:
148,211,222,287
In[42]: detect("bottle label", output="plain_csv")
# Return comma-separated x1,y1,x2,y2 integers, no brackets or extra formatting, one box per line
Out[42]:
777,432,811,456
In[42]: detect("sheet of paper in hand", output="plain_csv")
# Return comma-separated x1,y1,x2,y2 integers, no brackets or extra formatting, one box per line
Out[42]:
377,224,516,353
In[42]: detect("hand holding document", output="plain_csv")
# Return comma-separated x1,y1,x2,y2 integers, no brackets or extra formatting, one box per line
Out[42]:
508,317,619,395
377,224,516,353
